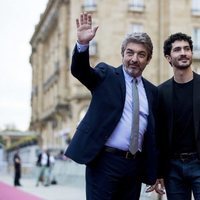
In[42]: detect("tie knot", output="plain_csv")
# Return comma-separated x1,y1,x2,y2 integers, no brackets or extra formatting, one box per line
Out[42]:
132,78,138,85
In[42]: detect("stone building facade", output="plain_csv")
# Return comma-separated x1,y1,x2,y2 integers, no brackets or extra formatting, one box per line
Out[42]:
29,0,200,150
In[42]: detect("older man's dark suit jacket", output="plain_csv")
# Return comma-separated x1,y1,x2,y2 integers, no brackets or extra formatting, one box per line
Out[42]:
65,45,158,185
157,72,200,177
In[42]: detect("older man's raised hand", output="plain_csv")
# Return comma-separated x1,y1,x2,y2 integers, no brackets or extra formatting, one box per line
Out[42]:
76,12,98,45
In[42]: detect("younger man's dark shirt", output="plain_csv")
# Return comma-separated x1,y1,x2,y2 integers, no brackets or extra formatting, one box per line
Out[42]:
172,79,196,154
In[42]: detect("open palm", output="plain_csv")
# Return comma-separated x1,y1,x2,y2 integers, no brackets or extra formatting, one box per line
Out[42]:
76,13,98,44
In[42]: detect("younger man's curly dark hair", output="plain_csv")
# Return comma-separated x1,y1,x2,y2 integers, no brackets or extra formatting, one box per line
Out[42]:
163,32,193,56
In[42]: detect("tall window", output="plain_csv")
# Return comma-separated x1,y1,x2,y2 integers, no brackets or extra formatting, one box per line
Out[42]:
130,23,143,33
83,0,96,11
192,28,200,50
129,0,144,12
192,0,200,14
84,0,95,6
192,28,200,58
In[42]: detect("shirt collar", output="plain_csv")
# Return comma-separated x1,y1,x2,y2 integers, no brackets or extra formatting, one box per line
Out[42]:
122,66,142,84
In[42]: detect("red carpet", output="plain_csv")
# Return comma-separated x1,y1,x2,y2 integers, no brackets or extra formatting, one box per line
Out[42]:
0,182,42,200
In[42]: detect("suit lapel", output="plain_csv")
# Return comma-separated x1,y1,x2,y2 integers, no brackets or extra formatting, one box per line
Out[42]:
142,78,153,110
164,78,174,144
115,66,126,102
193,73,200,139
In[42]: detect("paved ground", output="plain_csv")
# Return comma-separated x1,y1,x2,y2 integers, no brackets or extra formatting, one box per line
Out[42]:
0,159,168,200
0,172,168,200
0,165,167,200
0,172,85,200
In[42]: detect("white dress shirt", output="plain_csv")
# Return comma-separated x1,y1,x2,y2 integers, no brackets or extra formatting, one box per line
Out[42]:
105,68,149,152
76,42,149,152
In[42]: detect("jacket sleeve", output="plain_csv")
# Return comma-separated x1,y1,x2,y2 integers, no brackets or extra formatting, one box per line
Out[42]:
71,45,106,91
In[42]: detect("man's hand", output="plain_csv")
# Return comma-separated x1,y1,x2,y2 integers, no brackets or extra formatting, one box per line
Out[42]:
154,179,165,195
76,12,98,45
145,179,165,195
145,185,155,193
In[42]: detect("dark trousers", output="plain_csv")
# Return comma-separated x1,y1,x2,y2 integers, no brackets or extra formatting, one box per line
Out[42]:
165,158,200,200
85,150,142,200
14,167,21,186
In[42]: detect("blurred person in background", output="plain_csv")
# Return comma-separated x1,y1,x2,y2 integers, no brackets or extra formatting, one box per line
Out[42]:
13,150,22,186
49,152,57,185
36,149,50,187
